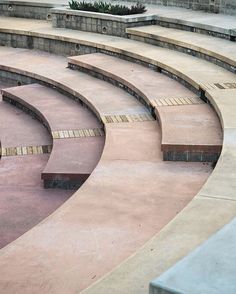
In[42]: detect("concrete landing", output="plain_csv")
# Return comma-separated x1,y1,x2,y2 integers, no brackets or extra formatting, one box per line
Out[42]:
2,84,105,188
150,217,236,294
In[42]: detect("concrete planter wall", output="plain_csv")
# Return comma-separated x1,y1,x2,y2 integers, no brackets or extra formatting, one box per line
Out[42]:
51,8,156,37
118,0,236,15
0,1,65,20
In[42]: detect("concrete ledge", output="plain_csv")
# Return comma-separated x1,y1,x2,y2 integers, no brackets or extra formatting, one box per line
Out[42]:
127,26,236,73
150,217,236,294
0,1,65,20
2,84,104,189
51,7,156,37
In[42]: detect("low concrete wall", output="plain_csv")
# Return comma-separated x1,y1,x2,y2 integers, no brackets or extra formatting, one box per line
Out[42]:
51,8,156,37
0,1,65,20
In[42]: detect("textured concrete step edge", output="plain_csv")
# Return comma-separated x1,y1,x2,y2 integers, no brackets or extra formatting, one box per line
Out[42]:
126,27,236,73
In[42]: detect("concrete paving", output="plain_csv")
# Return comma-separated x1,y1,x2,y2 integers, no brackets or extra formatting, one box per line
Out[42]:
127,25,236,69
2,84,105,188
150,217,236,294
0,82,73,248
3,0,236,32
0,48,212,293
0,13,235,292
69,53,223,160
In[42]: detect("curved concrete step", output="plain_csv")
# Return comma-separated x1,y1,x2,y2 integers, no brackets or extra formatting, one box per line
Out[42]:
0,16,235,294
81,90,236,294
68,53,222,162
155,104,222,162
0,82,73,248
2,83,104,189
0,48,212,293
0,17,234,96
126,25,236,73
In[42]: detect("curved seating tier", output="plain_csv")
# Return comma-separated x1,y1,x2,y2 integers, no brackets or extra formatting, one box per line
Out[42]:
68,53,222,162
2,83,104,189
0,11,235,294
155,104,222,161
127,25,236,73
0,81,74,248
0,47,212,293
0,17,234,96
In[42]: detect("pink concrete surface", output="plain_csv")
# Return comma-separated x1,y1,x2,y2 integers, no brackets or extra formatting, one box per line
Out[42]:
156,104,222,152
0,48,214,293
0,121,212,293
42,137,104,182
2,84,105,183
68,53,198,103
0,86,50,148
0,155,74,249
0,81,73,248
2,84,103,131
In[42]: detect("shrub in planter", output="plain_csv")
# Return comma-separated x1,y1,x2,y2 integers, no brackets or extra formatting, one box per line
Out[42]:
68,0,147,15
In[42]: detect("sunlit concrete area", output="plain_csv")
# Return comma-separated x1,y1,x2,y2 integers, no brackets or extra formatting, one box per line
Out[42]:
0,1,235,293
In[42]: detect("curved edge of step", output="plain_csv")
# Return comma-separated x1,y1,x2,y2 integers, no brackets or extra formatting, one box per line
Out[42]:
0,60,234,293
149,216,236,294
154,104,222,162
126,26,236,73
67,54,153,111
1,85,105,189
80,91,236,293
68,53,223,162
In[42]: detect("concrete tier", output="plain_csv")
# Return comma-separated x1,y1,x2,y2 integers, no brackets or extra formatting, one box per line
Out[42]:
68,53,222,161
155,104,222,162
0,47,212,293
2,84,104,189
127,25,236,73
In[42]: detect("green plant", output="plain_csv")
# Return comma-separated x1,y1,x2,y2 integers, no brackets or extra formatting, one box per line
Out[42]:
68,1,146,15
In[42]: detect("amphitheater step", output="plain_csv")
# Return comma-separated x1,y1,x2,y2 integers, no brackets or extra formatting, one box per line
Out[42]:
156,104,222,162
0,47,213,293
2,84,105,189
150,217,236,294
0,82,73,248
126,25,236,73
0,18,235,97
68,53,222,161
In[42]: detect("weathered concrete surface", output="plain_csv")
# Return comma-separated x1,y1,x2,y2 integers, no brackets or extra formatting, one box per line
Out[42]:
150,217,236,294
2,84,105,188
0,83,73,248
0,47,212,293
127,25,236,69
